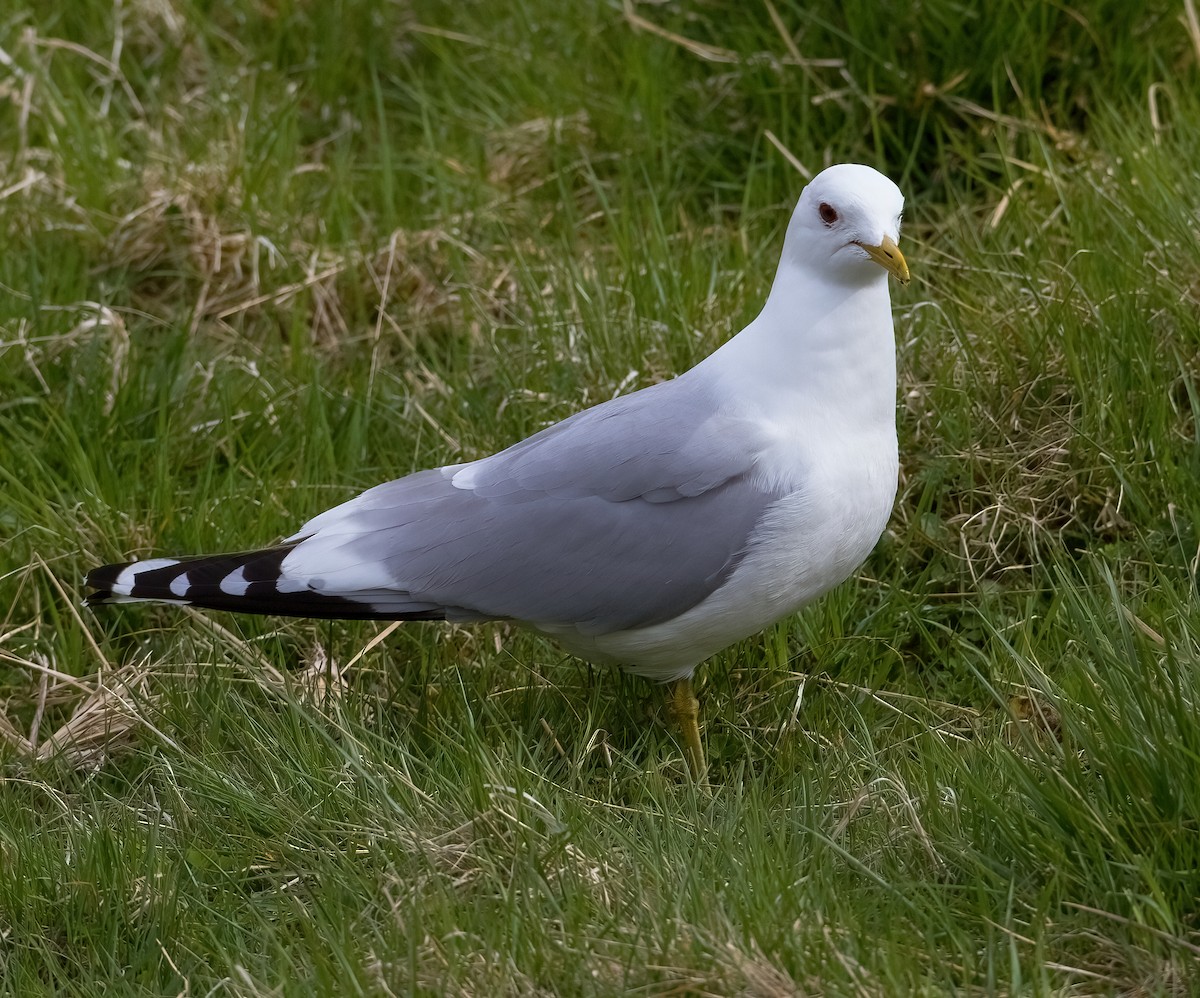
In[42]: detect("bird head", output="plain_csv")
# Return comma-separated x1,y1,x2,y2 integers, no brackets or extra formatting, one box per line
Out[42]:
784,164,909,286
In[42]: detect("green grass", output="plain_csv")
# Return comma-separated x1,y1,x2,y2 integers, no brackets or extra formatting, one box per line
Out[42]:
2,0,1199,993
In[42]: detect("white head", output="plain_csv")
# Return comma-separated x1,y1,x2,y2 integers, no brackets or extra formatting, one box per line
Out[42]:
781,163,908,287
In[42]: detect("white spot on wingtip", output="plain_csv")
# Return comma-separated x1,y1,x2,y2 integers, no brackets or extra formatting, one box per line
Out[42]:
219,566,250,596
114,558,179,594
169,572,191,598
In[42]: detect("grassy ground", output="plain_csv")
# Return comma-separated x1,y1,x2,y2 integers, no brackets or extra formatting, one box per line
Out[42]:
2,0,1199,993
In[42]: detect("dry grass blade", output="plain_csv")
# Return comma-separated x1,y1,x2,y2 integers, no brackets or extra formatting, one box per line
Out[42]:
0,647,96,695
0,649,177,770
35,659,161,769
216,262,346,320
763,129,813,180
0,167,46,201
718,939,802,997
294,641,344,705
0,710,32,754
30,33,145,116
36,554,112,672
1184,0,1200,64
622,0,740,63
341,620,404,674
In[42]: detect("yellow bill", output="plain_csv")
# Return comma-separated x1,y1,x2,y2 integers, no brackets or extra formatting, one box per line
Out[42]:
859,235,910,284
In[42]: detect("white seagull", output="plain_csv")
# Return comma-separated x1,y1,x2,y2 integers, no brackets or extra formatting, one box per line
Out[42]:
86,163,910,778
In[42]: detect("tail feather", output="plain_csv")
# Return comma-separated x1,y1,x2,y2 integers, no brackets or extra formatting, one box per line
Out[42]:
84,546,447,622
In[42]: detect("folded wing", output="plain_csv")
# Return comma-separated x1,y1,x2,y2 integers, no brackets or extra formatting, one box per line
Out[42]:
89,378,782,634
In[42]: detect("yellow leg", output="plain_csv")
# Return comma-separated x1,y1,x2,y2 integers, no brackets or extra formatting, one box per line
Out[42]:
669,675,707,782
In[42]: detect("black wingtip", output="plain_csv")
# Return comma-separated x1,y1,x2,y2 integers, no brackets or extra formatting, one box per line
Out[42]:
81,547,453,622
85,561,128,594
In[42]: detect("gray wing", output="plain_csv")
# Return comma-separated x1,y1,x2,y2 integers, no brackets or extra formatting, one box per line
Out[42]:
282,377,779,633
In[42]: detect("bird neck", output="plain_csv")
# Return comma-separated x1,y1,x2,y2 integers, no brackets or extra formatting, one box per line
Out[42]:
696,266,898,430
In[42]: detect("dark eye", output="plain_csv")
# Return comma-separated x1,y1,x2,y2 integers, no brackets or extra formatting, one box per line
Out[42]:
818,202,839,225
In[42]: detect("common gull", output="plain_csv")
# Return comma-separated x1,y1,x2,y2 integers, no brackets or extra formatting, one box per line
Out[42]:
86,163,910,779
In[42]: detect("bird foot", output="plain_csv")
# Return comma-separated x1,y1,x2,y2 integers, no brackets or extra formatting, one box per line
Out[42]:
668,676,707,783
